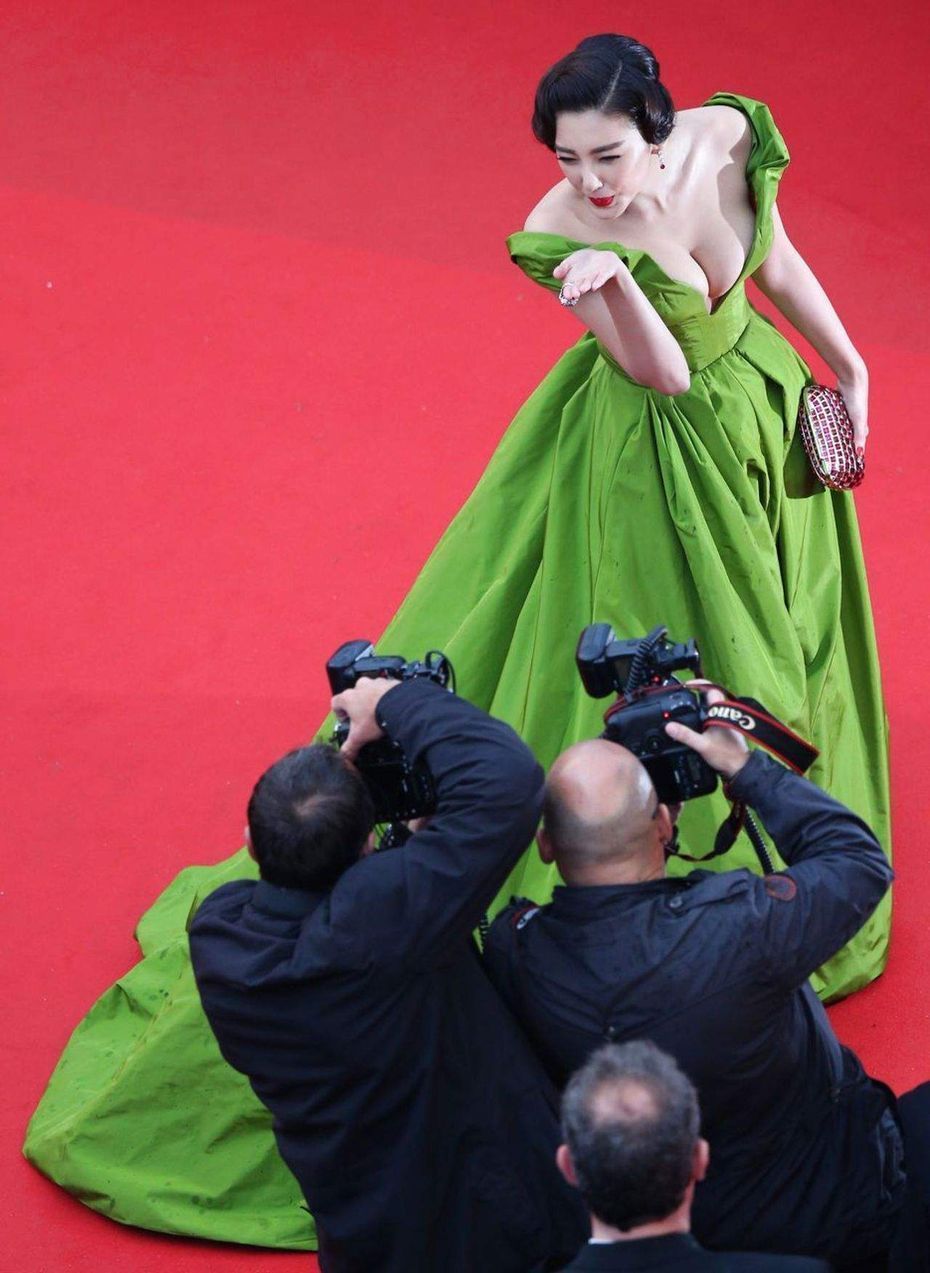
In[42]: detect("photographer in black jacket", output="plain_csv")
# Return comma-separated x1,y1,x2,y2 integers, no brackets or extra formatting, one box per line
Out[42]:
190,676,586,1273
484,690,903,1270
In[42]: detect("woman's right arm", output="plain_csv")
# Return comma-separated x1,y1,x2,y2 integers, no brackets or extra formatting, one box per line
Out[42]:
753,206,869,450
555,248,691,395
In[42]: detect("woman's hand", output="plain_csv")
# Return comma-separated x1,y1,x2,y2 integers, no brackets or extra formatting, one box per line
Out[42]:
836,366,869,455
549,246,691,394
553,249,625,306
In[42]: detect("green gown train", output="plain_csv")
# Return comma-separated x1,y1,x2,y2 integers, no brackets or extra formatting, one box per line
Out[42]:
24,95,891,1251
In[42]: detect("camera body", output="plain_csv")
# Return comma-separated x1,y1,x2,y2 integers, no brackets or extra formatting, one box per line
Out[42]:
576,624,717,805
326,639,453,826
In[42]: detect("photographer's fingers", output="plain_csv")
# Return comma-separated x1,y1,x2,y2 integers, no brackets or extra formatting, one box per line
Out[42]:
661,688,723,751
703,725,751,778
663,719,707,752
339,726,373,762
665,689,750,780
331,678,398,761
334,709,381,762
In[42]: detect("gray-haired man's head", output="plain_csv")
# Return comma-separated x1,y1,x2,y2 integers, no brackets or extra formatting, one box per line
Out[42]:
559,1040,706,1232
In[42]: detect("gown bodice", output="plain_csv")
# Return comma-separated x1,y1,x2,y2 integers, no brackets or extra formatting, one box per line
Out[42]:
506,93,789,374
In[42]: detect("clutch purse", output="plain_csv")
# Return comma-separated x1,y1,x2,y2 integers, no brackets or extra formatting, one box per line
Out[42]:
796,383,864,491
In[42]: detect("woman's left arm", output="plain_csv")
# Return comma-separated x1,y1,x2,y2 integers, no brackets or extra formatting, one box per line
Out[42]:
753,205,869,452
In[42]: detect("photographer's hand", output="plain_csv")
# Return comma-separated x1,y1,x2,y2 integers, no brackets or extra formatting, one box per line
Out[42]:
665,688,750,779
331,677,400,761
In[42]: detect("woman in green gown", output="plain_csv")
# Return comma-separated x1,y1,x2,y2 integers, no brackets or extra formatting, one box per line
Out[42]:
25,34,890,1253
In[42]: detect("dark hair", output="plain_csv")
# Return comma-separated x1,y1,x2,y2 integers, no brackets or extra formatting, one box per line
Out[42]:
532,34,675,150
562,1040,699,1231
247,743,375,890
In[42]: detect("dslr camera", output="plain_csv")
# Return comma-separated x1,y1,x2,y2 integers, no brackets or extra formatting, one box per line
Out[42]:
576,623,716,804
326,639,454,837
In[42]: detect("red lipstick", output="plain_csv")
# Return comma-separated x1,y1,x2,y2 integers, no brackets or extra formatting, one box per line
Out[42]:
589,195,614,208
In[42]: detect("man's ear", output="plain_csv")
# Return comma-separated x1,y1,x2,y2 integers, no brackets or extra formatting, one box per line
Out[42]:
556,1143,577,1186
655,803,674,848
244,824,256,862
537,825,555,864
693,1137,710,1183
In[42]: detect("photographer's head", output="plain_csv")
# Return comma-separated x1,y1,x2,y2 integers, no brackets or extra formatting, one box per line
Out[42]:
558,1040,708,1238
539,740,673,885
247,745,375,891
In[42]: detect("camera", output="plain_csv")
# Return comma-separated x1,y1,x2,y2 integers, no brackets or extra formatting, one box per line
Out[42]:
576,623,716,805
326,639,454,831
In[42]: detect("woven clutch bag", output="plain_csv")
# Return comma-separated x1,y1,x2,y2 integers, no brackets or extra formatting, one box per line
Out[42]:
797,384,864,491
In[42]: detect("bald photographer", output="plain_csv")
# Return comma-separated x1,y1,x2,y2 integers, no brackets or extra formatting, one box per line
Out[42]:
484,627,902,1270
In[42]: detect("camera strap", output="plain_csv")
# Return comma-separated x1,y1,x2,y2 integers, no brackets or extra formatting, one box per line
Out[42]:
673,803,747,863
690,681,818,775
669,681,818,866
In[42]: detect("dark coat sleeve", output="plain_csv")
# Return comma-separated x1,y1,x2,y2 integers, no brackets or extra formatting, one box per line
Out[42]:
332,679,544,970
483,898,537,1021
727,751,893,986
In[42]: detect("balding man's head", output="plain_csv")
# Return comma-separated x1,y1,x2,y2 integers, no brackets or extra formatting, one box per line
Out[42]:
540,740,670,883
558,1041,707,1233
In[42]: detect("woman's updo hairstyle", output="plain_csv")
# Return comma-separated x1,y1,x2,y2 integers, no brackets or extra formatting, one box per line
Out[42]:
532,34,675,150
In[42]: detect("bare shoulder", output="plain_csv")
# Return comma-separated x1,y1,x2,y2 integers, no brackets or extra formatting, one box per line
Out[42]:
684,103,752,162
523,180,580,235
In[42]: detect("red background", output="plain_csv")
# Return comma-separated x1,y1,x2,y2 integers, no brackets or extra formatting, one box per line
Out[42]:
3,3,928,1268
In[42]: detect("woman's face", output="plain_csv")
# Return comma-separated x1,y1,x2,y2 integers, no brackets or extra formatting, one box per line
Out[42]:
554,110,656,218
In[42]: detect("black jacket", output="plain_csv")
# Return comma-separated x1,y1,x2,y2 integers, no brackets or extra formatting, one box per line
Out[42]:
559,1232,829,1273
485,753,902,1266
189,680,586,1273
560,1233,830,1270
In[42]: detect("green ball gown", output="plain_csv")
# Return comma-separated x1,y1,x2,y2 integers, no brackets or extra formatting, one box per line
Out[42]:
25,95,891,1251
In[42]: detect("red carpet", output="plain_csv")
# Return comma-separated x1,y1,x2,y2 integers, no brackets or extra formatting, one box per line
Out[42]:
4,3,929,1269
